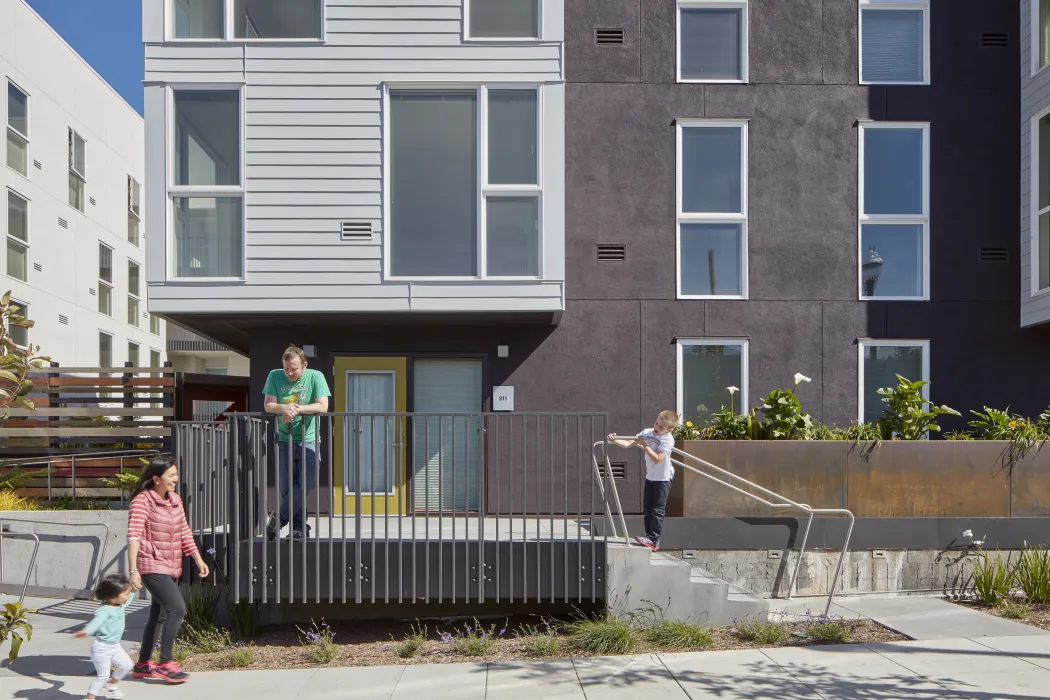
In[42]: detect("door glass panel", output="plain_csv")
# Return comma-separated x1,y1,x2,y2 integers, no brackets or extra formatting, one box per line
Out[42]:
344,372,395,494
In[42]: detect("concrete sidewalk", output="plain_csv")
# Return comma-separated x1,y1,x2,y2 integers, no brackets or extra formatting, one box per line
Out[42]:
7,595,1050,698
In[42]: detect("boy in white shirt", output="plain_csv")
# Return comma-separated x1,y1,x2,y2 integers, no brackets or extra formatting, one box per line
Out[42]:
607,410,680,551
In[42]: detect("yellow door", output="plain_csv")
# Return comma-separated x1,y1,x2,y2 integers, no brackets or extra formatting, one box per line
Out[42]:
333,357,407,515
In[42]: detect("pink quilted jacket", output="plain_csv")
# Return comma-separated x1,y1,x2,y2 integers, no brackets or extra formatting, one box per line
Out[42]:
127,489,198,578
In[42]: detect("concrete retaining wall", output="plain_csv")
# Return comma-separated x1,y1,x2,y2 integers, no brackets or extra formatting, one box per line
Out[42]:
0,510,129,598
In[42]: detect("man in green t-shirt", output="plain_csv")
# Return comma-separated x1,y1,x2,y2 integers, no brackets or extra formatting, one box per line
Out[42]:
263,345,331,541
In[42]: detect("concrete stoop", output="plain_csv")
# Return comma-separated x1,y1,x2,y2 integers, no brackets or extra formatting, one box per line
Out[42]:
605,543,769,627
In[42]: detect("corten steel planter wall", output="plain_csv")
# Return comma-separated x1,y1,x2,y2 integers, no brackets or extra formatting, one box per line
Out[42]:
668,441,1050,519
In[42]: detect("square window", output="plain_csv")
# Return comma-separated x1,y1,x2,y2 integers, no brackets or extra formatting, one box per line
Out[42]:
677,122,747,298
486,197,539,277
8,300,28,348
172,0,224,38
677,340,748,424
859,341,927,424
173,197,243,278
860,3,928,84
467,0,539,39
678,2,747,82
859,123,928,300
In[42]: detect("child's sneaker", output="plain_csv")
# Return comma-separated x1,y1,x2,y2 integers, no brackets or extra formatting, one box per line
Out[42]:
152,660,189,684
103,682,125,698
634,536,655,550
131,661,154,679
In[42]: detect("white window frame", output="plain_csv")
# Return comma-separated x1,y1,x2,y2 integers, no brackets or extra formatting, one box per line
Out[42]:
98,242,114,317
6,189,29,283
128,340,140,368
166,84,247,282
150,313,163,336
8,298,28,349
1034,0,1050,76
99,330,114,368
128,176,141,246
675,338,750,419
857,121,930,301
165,0,326,43
675,119,748,299
381,83,544,282
6,80,29,178
69,128,87,212
676,0,749,84
1031,106,1050,298
858,0,930,86
128,259,141,327
463,0,542,42
857,339,930,423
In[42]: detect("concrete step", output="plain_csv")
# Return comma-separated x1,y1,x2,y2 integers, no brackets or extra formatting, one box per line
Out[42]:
606,544,769,626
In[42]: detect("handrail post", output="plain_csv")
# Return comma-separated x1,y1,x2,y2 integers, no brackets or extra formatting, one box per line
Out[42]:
786,512,814,599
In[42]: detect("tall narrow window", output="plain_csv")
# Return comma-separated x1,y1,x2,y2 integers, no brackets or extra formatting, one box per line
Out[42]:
150,313,163,336
677,339,748,424
1035,111,1050,293
676,121,747,298
859,123,929,300
389,87,543,279
128,341,140,368
6,83,28,177
128,260,141,327
150,349,161,368
68,129,86,211
466,0,539,39
170,90,243,278
128,176,141,246
98,243,113,316
859,340,928,423
1040,1,1050,71
678,1,748,82
860,1,929,84
99,332,113,367
8,300,28,348
6,191,28,282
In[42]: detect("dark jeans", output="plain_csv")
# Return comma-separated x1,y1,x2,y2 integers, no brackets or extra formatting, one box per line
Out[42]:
277,442,317,532
643,479,673,545
138,574,186,665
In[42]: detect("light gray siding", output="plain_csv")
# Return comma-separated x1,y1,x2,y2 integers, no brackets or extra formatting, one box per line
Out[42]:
144,0,565,315
1022,0,1050,326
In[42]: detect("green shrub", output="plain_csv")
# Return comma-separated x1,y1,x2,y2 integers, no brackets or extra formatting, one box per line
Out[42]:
801,617,853,644
517,620,562,658
224,644,254,668
438,619,505,657
999,600,1030,619
567,615,639,655
1016,544,1050,604
644,620,714,650
179,625,232,654
734,617,791,645
298,619,337,664
181,583,220,631
972,551,1014,607
394,622,427,659
228,599,256,640
877,375,959,440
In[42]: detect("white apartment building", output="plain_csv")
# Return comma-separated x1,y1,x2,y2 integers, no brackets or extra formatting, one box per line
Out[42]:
1,0,166,370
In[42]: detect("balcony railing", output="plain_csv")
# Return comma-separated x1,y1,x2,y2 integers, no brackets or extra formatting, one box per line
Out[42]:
173,412,610,604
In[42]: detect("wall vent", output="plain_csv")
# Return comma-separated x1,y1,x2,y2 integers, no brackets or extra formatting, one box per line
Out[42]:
58,315,69,325
58,217,68,229
143,311,149,319
980,33,1008,48
89,197,96,206
595,28,625,46
89,288,96,296
33,160,41,170
33,263,42,273
606,463,626,480
340,221,372,241
980,247,1008,263
597,244,626,263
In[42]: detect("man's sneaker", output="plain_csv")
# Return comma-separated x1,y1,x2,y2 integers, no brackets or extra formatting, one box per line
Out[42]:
266,512,278,541
131,661,154,679
103,683,125,698
634,536,655,550
292,529,304,541
152,661,189,684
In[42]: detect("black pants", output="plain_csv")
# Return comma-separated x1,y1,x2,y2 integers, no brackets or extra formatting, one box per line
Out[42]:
138,574,186,665
643,479,673,544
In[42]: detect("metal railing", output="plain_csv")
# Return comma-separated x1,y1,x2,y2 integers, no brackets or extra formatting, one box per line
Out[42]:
0,449,161,501
592,440,855,617
0,517,112,604
174,412,609,605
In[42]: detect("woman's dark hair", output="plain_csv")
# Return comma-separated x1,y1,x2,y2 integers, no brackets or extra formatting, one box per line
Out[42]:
131,456,177,498
94,573,131,602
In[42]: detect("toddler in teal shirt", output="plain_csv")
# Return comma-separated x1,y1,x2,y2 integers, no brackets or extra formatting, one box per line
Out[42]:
74,574,135,699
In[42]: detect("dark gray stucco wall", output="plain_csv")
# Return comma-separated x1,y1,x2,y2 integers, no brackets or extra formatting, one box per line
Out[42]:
566,0,1050,428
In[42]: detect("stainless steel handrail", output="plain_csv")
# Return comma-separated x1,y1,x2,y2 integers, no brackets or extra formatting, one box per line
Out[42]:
591,441,630,545
0,518,112,600
0,530,40,604
667,445,854,616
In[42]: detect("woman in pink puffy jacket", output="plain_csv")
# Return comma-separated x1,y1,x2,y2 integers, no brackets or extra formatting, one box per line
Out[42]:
125,457,209,684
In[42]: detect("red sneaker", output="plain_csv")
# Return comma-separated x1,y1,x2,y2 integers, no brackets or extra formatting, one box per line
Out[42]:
131,661,155,679
152,660,189,684
634,536,656,550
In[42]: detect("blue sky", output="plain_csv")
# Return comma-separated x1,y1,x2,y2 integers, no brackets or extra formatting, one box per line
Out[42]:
25,0,144,115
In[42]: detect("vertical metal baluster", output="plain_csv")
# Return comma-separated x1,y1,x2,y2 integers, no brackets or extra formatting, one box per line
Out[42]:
494,416,500,604
550,415,555,603
438,415,444,604
301,425,307,604
210,426,217,587
451,415,456,603
315,429,321,604
232,421,240,601
591,417,597,603
355,415,362,604
383,414,390,604
508,416,513,603
424,416,430,603
522,415,527,603
536,416,541,603
287,435,294,602
328,415,334,604
271,420,278,604
563,415,569,603
478,414,485,604
340,415,347,605
398,415,405,604
370,414,376,604
247,421,254,602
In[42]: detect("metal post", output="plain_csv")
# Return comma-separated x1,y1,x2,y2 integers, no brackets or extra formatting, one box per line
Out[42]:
786,512,815,600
